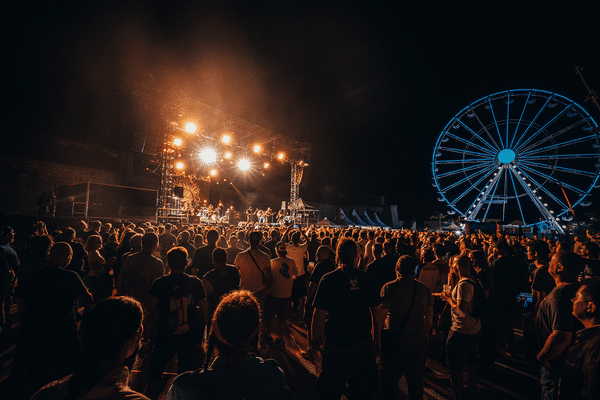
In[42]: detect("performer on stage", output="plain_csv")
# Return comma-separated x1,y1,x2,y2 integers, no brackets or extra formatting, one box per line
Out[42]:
246,207,257,225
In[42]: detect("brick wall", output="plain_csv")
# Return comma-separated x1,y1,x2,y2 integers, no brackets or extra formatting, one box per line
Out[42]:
0,156,119,216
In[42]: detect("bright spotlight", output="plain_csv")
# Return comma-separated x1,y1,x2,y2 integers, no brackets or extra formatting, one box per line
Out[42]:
175,162,184,170
264,162,270,169
210,169,218,176
238,159,251,171
185,123,197,133
224,152,232,159
253,145,261,153
173,138,182,146
222,134,231,144
277,152,285,161
200,148,217,164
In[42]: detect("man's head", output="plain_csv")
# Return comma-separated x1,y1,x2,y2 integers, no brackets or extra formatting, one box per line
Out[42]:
167,247,188,272
248,231,262,248
129,233,143,251
141,232,159,250
206,229,219,245
572,280,600,325
291,231,301,245
549,251,585,282
0,225,15,245
453,254,473,278
316,245,331,262
396,255,416,278
212,247,227,265
49,242,73,268
527,240,550,263
336,238,359,268
276,241,288,257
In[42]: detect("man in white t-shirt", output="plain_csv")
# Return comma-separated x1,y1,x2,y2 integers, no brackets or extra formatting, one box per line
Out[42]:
282,225,308,319
265,242,298,345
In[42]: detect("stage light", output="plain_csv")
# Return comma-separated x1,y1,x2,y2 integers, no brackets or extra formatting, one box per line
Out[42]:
222,134,231,144
264,162,270,169
238,159,251,171
185,123,197,133
200,148,217,164
173,138,182,146
176,162,184,170
253,145,261,153
210,169,218,176
277,152,285,161
224,152,232,159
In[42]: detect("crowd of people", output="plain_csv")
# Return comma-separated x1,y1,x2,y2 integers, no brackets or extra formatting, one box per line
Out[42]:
1,217,599,399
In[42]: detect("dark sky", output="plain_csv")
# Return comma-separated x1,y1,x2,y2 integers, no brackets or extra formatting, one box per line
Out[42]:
6,1,600,220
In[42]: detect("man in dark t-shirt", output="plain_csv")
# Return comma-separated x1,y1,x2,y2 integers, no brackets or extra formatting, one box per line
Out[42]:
310,238,382,399
535,251,584,400
143,247,208,399
13,242,92,382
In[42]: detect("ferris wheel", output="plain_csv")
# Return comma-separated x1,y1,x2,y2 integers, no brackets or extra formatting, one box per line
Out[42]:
432,89,600,234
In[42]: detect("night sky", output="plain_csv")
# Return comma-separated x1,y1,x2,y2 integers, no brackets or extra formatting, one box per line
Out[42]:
6,1,600,221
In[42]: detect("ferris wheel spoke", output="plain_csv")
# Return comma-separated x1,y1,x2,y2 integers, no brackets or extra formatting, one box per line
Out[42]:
481,168,503,222
511,96,554,150
439,164,497,193
434,158,495,165
514,104,571,153
443,132,497,156
517,120,587,155
470,107,502,151
518,160,597,178
509,91,533,149
519,152,600,161
434,162,496,179
486,97,505,149
507,167,527,224
516,169,569,210
454,119,499,153
450,167,498,206
518,165,586,196
436,146,497,159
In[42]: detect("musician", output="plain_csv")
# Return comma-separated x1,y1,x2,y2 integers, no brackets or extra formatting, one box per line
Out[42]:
263,208,274,224
246,207,257,225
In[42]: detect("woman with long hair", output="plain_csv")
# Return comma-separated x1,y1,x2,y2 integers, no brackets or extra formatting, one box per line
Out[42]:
166,290,286,400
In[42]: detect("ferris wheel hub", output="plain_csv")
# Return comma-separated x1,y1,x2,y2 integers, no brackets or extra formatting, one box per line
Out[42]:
497,149,516,164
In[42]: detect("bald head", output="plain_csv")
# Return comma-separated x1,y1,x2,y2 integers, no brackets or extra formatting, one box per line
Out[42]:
49,242,73,268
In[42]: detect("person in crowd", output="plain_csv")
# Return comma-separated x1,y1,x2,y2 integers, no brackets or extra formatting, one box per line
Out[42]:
366,240,397,293
491,240,522,355
85,235,115,304
165,290,287,400
560,280,600,400
191,228,219,278
440,255,481,400
202,247,240,322
282,225,309,320
469,249,496,366
535,250,585,400
415,247,442,295
0,225,19,334
225,235,243,264
159,223,177,262
116,232,164,308
310,238,382,399
378,255,434,400
303,245,336,354
56,228,87,277
17,233,52,278
121,233,143,261
264,229,281,260
30,296,149,400
264,241,298,346
176,230,195,261
142,246,208,399
234,230,272,350
12,242,93,392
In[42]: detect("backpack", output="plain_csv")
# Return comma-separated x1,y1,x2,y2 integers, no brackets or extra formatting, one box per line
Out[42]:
416,262,442,294
463,278,487,319
168,283,196,335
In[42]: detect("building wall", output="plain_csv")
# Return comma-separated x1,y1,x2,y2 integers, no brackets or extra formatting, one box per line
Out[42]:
0,156,119,216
